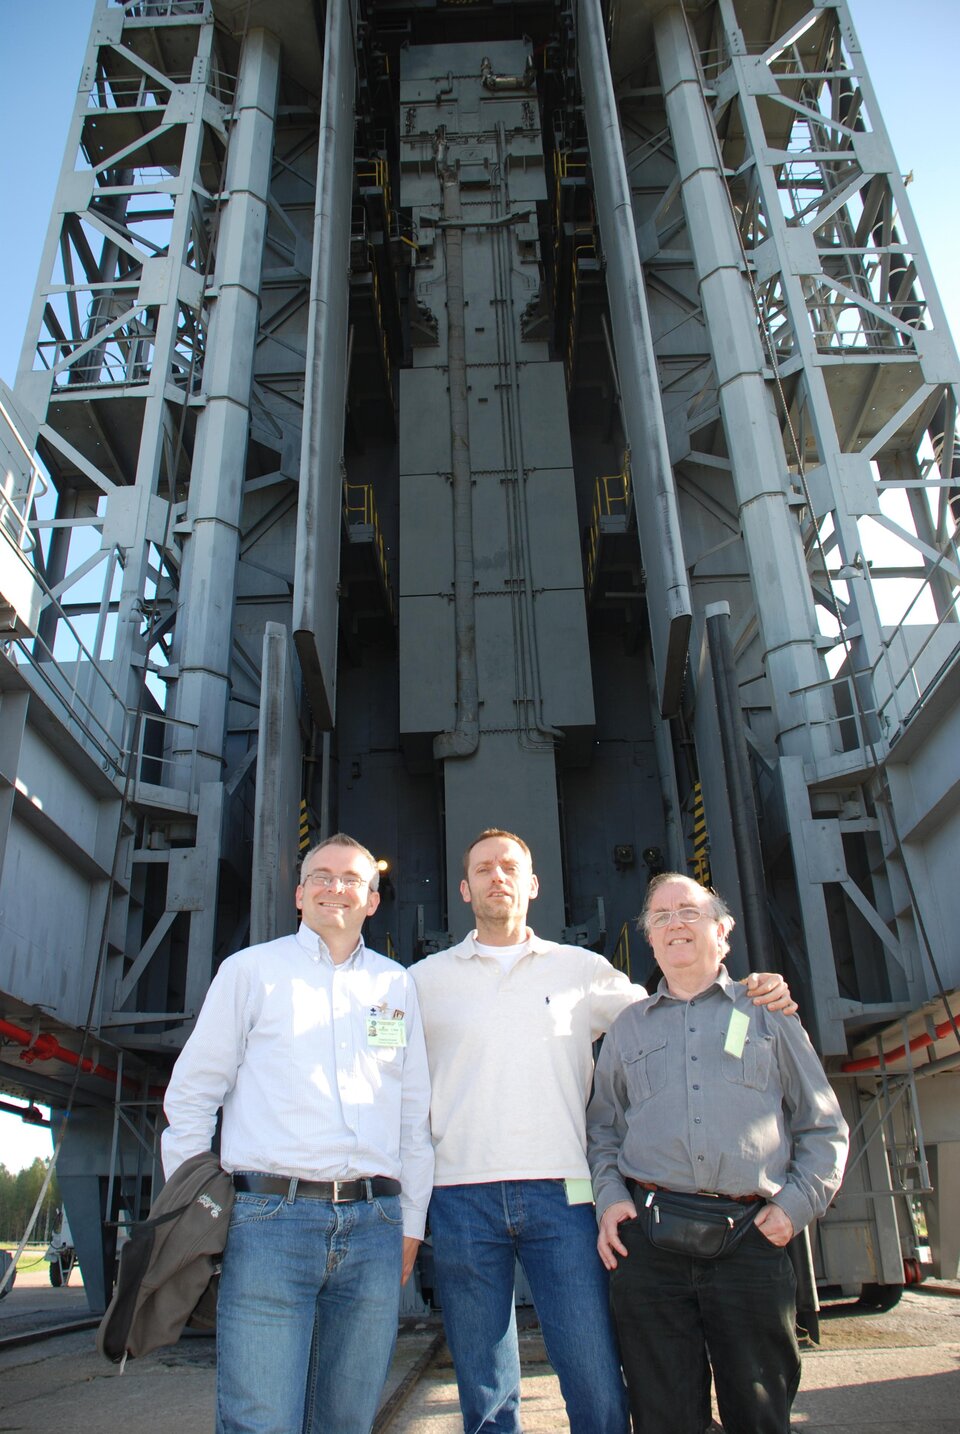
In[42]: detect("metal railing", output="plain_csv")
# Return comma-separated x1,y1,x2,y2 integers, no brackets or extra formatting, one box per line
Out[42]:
584,457,632,596
342,482,395,621
0,394,48,558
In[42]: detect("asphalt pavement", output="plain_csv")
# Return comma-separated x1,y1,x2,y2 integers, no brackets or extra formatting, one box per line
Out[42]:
1,1263,958,1432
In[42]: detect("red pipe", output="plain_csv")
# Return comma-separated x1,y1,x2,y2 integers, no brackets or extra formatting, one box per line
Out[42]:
0,1016,164,1097
841,1012,960,1072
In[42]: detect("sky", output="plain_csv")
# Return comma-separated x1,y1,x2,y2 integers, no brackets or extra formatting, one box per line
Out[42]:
0,3,957,1174
0,0,958,388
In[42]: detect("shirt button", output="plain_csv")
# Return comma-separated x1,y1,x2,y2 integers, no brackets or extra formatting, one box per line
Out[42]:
692,1084,700,1091
697,1154,704,1162
689,1027,696,1033
691,1055,698,1061
694,1117,702,1124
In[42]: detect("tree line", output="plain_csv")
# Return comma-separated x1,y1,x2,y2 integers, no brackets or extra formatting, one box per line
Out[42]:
0,1159,62,1244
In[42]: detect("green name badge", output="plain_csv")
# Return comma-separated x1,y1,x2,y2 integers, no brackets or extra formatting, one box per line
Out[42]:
564,1178,594,1206
724,1008,750,1059
366,1016,407,1047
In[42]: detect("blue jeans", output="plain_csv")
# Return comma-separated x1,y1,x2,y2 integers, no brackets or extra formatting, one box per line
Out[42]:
610,1216,800,1433
429,1181,629,1434
216,1186,403,1434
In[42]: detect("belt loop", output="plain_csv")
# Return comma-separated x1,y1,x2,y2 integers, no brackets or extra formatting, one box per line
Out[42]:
287,1177,299,1203
363,1178,373,1201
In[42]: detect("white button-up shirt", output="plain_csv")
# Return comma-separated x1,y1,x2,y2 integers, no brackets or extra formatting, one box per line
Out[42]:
161,925,434,1238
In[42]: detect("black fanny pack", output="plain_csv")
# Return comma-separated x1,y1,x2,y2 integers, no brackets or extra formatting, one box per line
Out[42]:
638,1187,760,1259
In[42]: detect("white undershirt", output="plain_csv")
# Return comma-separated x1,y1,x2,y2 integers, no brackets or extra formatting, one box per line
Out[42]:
474,938,530,974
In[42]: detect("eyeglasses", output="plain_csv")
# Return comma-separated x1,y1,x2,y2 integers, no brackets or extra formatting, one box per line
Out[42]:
646,906,710,928
302,872,369,891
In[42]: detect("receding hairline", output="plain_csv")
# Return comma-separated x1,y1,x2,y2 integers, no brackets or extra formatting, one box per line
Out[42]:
462,828,532,878
300,833,380,891
638,872,730,931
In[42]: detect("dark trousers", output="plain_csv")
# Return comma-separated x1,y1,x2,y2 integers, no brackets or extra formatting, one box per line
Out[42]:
609,1217,800,1434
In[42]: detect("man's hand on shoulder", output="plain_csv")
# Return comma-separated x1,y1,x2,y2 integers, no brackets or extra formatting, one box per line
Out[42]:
597,1200,637,1271
401,1236,421,1286
743,971,798,1015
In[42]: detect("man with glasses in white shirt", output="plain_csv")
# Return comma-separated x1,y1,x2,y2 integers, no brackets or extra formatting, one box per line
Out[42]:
162,834,433,1434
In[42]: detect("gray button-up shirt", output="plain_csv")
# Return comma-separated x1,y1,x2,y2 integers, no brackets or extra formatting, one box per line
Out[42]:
586,965,848,1235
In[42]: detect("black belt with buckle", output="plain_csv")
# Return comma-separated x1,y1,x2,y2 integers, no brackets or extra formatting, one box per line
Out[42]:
233,1173,401,1202
627,1178,761,1206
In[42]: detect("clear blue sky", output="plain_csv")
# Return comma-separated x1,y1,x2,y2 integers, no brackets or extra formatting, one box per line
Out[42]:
0,2,957,1174
0,0,958,389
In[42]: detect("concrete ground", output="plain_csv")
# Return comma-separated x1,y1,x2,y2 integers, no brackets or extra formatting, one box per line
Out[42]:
1,1262,959,1432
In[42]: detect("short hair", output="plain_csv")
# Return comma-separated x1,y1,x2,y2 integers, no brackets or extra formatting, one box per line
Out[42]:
638,871,734,951
300,833,380,891
462,828,532,878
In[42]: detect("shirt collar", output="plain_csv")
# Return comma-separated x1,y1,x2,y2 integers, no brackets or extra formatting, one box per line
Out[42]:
456,927,548,959
296,922,366,968
647,961,737,1006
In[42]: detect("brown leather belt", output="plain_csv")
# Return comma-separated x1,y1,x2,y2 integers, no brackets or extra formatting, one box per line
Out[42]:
234,1173,401,1202
627,1177,762,1206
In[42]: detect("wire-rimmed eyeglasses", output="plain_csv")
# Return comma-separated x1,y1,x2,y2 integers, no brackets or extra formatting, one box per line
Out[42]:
646,906,710,928
302,872,368,891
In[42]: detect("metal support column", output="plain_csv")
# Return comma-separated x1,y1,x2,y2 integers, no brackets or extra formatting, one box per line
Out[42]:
293,0,357,729
653,4,833,762
577,0,692,716
172,28,281,789
705,601,773,972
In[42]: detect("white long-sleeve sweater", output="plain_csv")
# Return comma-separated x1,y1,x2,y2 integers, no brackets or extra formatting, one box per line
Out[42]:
412,931,643,1185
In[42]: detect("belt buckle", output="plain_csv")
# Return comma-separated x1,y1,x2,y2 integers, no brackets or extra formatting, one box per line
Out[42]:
331,1180,350,1203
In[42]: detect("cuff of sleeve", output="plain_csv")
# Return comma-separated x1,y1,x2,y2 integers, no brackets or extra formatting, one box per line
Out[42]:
595,1179,633,1224
769,1187,812,1235
401,1206,427,1241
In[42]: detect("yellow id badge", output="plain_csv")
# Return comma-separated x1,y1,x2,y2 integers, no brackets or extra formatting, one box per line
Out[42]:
724,1008,750,1059
564,1178,594,1205
366,1016,407,1047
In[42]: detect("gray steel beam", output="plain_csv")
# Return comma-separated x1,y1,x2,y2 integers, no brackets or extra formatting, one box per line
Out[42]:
653,3,833,762
172,28,280,788
251,623,302,944
293,0,356,729
705,601,773,973
577,0,692,717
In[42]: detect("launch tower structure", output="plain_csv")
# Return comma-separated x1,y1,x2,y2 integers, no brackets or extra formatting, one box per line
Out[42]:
1,0,958,1314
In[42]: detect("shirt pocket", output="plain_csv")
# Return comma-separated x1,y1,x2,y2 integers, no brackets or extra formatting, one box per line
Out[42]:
621,1039,668,1105
720,1032,774,1091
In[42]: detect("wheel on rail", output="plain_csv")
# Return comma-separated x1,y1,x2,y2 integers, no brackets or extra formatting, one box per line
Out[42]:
49,1248,76,1287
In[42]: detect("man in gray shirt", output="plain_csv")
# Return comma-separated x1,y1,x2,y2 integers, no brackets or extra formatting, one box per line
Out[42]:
587,872,848,1434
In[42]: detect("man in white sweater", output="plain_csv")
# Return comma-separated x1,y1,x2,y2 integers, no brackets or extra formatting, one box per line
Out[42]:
411,828,794,1434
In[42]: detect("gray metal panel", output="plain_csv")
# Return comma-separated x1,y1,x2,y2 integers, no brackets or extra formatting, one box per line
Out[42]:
399,597,456,734
251,624,303,944
399,474,454,597
524,469,585,590
399,368,453,475
532,591,596,731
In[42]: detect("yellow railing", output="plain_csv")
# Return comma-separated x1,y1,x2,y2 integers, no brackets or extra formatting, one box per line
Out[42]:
342,482,395,621
564,230,597,384
585,455,632,594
